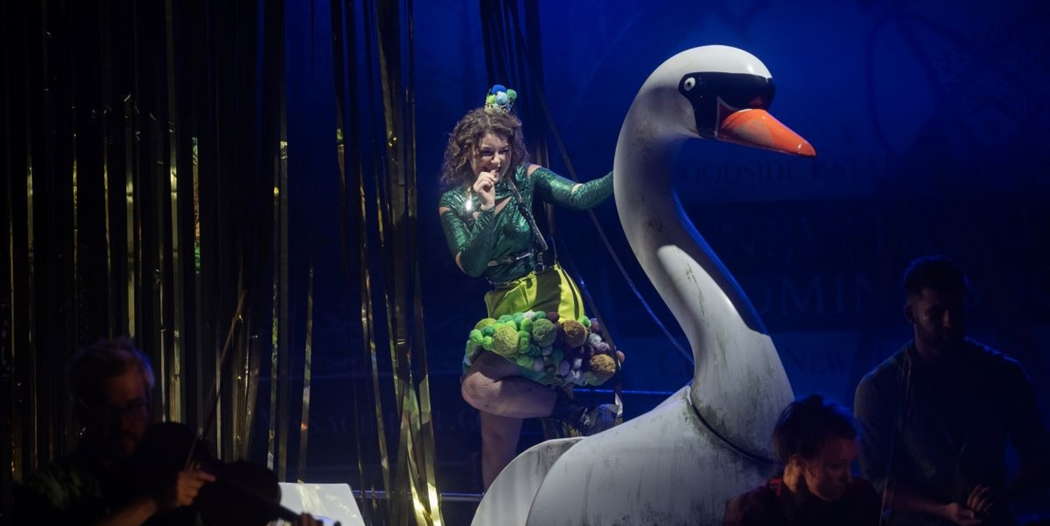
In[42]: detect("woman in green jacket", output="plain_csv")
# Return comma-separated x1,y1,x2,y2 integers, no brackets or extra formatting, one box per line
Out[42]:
438,89,618,488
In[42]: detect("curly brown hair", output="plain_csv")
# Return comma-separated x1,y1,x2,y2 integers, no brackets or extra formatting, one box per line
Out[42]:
440,108,529,188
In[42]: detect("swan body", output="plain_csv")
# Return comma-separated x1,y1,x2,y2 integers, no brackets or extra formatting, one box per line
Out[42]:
473,45,815,526
469,438,581,526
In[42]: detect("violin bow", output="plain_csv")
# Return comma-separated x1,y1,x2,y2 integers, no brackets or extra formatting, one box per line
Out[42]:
182,282,341,526
184,288,247,469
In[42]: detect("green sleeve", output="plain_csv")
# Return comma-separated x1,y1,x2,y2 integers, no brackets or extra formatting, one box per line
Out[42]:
439,205,499,278
532,167,613,211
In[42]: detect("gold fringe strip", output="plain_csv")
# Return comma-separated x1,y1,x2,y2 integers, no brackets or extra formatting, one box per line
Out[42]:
99,1,115,339
41,1,56,461
123,94,136,339
25,161,38,474
373,0,442,522
72,118,79,352
270,0,292,477
232,310,244,459
26,21,38,473
70,87,79,450
192,138,200,276
150,111,169,424
356,4,394,520
2,0,15,484
23,141,37,474
328,9,373,499
403,2,442,518
371,11,407,522
215,293,223,452
164,0,184,423
5,137,16,483
276,138,289,481
243,319,261,459
102,118,113,336
362,167,393,516
268,177,279,471
191,136,204,437
297,264,314,482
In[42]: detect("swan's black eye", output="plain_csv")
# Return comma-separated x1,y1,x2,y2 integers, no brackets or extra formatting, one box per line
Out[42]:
680,72,774,109
680,72,775,137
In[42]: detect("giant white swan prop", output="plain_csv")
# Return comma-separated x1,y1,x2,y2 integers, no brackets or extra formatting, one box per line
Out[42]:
472,45,815,526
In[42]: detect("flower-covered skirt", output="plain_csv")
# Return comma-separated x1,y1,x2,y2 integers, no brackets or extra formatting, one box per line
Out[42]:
463,264,620,387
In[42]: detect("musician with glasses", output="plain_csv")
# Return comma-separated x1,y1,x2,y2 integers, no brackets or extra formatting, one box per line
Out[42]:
13,337,327,526
14,338,215,525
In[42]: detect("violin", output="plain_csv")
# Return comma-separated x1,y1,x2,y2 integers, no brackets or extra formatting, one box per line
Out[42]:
129,291,335,525
131,421,329,526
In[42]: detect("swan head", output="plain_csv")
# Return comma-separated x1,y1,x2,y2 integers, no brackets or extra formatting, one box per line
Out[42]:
634,45,815,157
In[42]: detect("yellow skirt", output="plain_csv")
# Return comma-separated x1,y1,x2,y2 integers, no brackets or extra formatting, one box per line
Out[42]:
464,264,587,382
483,264,585,320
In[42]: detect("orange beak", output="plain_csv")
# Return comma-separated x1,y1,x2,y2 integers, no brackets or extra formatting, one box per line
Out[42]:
717,108,816,157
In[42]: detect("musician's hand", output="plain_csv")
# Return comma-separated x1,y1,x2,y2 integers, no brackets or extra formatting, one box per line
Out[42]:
965,485,997,516
472,171,498,210
158,468,216,510
297,512,324,526
941,501,982,526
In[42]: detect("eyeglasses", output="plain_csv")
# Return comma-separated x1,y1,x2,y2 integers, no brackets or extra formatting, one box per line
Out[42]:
90,397,150,420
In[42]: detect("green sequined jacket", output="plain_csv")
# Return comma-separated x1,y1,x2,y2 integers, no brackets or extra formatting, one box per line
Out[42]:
439,165,613,284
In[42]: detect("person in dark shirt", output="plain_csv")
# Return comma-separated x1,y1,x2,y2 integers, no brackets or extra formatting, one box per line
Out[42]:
854,256,1050,526
724,394,881,526
13,338,215,525
13,338,321,526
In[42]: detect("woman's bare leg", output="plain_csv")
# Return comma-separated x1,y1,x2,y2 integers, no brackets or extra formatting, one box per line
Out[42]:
479,411,523,488
462,352,556,487
461,352,555,418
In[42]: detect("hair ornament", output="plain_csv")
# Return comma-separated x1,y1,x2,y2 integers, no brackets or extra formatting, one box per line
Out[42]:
484,84,517,113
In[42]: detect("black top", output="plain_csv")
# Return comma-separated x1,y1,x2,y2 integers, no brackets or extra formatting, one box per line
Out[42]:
854,338,1049,525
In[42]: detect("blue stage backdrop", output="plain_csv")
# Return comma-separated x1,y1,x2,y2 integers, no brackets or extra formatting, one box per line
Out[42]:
276,0,1048,503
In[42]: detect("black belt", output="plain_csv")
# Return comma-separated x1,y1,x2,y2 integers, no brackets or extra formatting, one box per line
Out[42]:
486,250,534,268
487,253,552,289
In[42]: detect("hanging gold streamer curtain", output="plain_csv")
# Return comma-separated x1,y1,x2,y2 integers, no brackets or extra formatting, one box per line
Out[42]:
329,2,388,522
253,0,292,481
328,0,445,522
2,0,278,502
296,264,314,483
3,2,447,522
1,2,13,503
163,0,184,424
373,1,445,524
332,0,408,523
